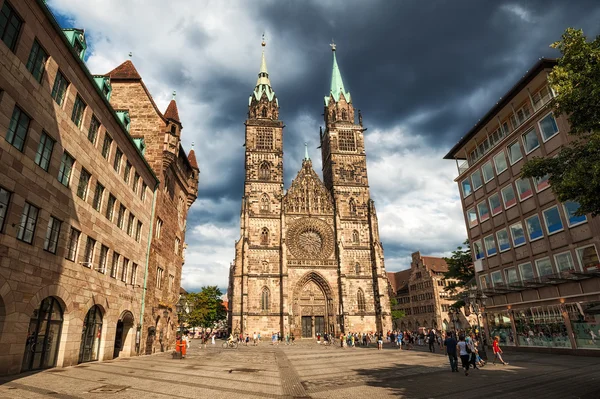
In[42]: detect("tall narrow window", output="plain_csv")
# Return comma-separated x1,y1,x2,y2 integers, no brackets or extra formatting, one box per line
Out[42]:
88,115,100,144
57,152,75,187
101,134,112,159
539,113,559,141
5,106,30,151
127,213,134,236
93,183,104,211
121,258,129,282
355,262,361,274
259,162,271,180
34,131,55,171
156,218,163,238
124,161,132,183
131,263,138,285
352,230,359,244
349,198,357,216
83,237,96,267
43,216,61,254
110,252,120,278
105,194,116,221
117,205,126,229
135,221,142,242
133,172,140,194
156,267,163,289
113,148,122,173
26,40,48,82
141,182,147,201
71,95,86,128
261,288,269,311
0,2,22,51
357,289,366,312
51,71,69,106
260,194,270,212
17,202,39,244
175,237,180,255
66,227,80,261
77,169,91,200
260,227,269,245
98,245,108,273
0,187,12,233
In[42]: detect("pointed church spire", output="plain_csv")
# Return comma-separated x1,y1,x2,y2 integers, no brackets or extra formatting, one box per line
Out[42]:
304,142,310,161
325,41,351,106
256,34,271,87
249,35,279,118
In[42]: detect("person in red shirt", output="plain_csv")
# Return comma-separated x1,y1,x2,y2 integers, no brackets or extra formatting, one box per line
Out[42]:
492,336,508,365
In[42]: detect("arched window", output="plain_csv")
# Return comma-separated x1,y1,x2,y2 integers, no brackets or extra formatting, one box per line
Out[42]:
349,198,357,216
260,227,269,245
260,194,270,212
357,289,366,312
79,305,103,363
261,287,270,311
261,107,268,118
331,110,336,121
355,262,361,274
258,162,271,180
341,109,347,120
352,230,359,244
22,297,64,371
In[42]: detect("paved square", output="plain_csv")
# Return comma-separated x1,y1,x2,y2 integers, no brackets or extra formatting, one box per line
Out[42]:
1,341,599,398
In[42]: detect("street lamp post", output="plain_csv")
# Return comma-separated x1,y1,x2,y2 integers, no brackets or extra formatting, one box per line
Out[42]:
448,307,458,332
466,288,488,360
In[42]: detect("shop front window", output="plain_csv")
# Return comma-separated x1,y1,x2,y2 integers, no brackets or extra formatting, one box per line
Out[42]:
487,312,515,346
513,306,571,348
568,302,600,350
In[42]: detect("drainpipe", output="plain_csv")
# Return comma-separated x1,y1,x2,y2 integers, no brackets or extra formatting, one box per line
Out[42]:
137,183,159,355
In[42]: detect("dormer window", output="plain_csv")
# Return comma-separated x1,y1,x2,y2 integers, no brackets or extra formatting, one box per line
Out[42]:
74,38,84,58
62,29,87,60
171,125,177,134
116,110,131,132
93,76,112,100
102,83,110,99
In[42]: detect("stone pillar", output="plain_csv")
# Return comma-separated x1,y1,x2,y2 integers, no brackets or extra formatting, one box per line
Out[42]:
561,306,577,349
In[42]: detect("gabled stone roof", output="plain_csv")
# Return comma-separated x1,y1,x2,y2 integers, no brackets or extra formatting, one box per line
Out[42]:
106,60,141,80
283,159,333,214
387,269,412,294
422,256,449,273
187,149,198,170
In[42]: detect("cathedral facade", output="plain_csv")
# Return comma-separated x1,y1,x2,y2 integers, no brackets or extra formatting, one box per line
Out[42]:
228,42,391,338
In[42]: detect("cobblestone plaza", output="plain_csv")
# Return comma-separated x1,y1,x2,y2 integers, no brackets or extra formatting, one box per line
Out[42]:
1,340,599,398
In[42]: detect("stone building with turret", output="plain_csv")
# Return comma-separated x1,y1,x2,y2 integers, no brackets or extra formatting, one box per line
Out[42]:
228,41,391,338
106,61,199,354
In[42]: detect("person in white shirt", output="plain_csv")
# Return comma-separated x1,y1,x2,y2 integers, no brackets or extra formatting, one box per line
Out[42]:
457,335,471,376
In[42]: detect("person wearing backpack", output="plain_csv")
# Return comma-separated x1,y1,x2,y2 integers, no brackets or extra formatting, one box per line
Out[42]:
457,334,471,376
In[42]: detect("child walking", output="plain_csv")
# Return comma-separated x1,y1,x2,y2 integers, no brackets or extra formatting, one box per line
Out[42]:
492,336,509,365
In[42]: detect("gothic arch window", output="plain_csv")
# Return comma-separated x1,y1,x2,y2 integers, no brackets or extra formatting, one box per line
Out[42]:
357,289,366,312
259,162,270,180
261,260,269,273
261,287,270,311
256,128,273,150
352,230,359,244
260,227,269,245
349,198,357,216
261,107,268,118
355,262,361,274
341,109,347,120
331,110,336,121
260,194,270,213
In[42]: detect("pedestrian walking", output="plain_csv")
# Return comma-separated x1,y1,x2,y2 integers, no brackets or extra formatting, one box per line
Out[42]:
253,332,258,346
377,332,383,350
211,334,215,345
428,329,436,353
457,335,470,376
443,332,458,372
492,336,509,365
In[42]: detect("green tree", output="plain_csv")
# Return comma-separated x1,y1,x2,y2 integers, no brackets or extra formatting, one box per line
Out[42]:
442,240,474,308
521,28,600,216
390,298,406,322
180,286,227,331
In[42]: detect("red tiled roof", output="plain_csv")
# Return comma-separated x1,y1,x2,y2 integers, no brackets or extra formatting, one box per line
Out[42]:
164,99,180,122
387,269,411,294
106,60,141,80
421,256,449,273
187,149,198,169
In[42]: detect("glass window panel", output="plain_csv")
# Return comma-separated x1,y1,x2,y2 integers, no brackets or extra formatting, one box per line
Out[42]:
489,193,502,216
466,208,478,228
57,152,75,187
473,240,484,260
479,274,490,290
536,258,554,277
510,222,526,247
525,214,543,241
0,2,23,51
507,141,523,164
554,252,575,272
477,201,490,222
77,169,91,200
71,95,86,127
461,178,472,198
34,132,54,171
519,262,534,281
0,187,10,232
534,174,550,192
5,106,30,151
576,245,599,271
493,151,508,175
562,201,587,227
43,216,61,254
101,135,112,159
539,113,559,141
491,271,504,287
482,161,494,183
483,235,497,256
471,170,483,190
522,128,540,153
501,184,517,209
543,206,563,235
505,268,519,284
26,40,48,82
516,178,533,201
88,115,100,144
51,71,68,106
16,202,39,244
496,229,510,252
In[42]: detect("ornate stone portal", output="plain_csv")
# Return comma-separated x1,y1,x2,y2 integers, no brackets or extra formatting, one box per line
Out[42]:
228,42,392,338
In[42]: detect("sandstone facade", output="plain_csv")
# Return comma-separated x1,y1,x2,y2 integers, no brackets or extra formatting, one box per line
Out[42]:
228,44,391,338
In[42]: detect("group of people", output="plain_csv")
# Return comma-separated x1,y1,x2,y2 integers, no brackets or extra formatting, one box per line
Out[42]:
443,332,508,376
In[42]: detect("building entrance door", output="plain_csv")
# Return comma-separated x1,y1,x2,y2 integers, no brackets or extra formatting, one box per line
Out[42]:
22,297,63,372
301,316,312,338
315,316,325,335
79,305,103,363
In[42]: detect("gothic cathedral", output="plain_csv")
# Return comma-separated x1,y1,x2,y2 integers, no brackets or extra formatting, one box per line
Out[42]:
228,40,391,338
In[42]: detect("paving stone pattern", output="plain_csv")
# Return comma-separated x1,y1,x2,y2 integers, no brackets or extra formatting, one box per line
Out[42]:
0,341,599,398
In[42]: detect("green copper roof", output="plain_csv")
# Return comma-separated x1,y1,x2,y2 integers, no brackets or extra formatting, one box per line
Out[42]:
325,49,351,106
62,28,87,60
304,142,310,160
249,45,278,106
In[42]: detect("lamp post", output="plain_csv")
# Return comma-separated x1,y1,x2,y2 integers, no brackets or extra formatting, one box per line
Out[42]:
466,288,488,360
448,307,458,332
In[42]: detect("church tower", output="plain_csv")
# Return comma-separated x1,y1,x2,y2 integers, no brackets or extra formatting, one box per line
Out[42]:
230,38,284,334
320,43,391,333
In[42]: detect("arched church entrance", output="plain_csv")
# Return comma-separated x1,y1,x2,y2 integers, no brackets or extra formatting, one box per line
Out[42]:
291,272,335,339
113,311,134,359
22,296,63,372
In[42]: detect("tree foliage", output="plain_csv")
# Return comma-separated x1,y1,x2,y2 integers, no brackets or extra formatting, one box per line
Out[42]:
390,298,406,322
521,28,600,216
179,286,227,330
443,240,474,308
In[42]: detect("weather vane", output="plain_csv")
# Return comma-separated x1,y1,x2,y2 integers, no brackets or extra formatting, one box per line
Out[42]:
172,90,176,100
330,39,336,51
262,33,266,47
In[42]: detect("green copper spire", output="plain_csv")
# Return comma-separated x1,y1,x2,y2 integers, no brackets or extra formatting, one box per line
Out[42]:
249,35,278,106
325,41,351,106
304,142,310,160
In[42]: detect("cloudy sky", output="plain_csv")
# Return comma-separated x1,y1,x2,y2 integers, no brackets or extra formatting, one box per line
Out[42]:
49,0,600,292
